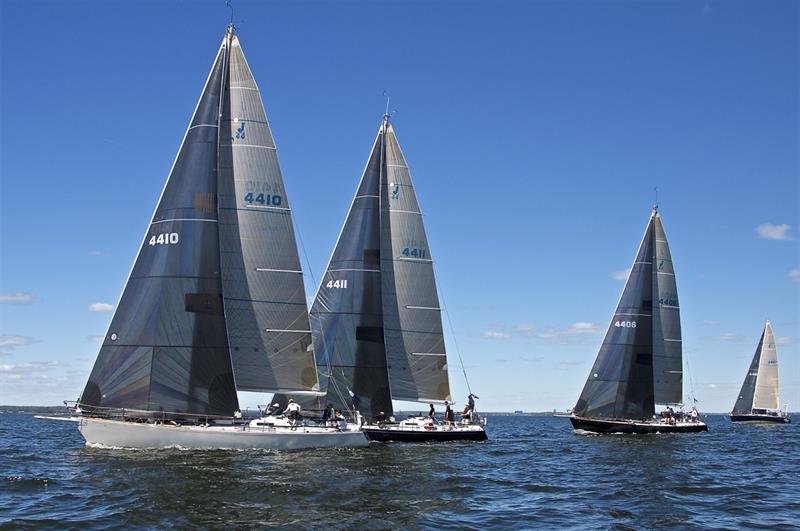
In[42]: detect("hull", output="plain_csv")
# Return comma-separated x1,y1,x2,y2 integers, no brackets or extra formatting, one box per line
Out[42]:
729,414,791,424
569,415,707,434
363,424,488,443
77,417,369,450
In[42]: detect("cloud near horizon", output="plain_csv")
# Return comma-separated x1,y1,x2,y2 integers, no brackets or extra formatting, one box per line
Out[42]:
610,268,631,280
789,269,800,284
483,322,603,343
0,335,40,351
0,292,33,303
88,302,114,313
756,223,792,240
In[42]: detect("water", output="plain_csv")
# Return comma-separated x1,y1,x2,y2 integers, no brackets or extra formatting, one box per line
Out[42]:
1,414,798,529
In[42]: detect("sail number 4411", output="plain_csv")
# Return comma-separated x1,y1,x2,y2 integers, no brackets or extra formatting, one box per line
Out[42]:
326,279,348,289
614,321,637,328
149,233,179,246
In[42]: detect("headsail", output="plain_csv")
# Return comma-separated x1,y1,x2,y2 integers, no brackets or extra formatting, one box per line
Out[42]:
574,212,656,420
80,36,238,416
734,321,780,413
303,125,393,417
217,35,318,394
380,122,451,405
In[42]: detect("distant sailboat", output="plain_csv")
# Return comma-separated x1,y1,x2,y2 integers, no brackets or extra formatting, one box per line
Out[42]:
280,114,487,442
730,321,790,423
50,25,367,449
569,206,707,434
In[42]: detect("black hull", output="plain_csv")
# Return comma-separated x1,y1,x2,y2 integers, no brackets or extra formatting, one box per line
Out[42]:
569,416,708,434
363,426,488,443
729,414,791,424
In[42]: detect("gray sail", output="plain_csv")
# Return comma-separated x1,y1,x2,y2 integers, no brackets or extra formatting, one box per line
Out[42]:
216,35,319,394
732,329,763,415
304,125,393,418
380,122,451,404
574,211,657,421
651,214,683,405
80,36,238,417
752,321,780,410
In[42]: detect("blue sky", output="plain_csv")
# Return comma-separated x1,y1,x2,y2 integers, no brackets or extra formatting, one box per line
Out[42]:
1,0,798,412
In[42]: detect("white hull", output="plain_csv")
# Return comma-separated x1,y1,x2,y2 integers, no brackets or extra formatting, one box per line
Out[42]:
77,417,369,450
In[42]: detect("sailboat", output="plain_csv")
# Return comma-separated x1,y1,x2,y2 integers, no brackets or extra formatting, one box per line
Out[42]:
730,321,790,423
568,206,707,434
279,114,487,442
54,25,367,449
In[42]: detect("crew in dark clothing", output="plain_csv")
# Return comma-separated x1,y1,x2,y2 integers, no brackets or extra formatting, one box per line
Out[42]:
321,403,333,425
468,394,475,411
428,403,435,420
444,401,454,424
375,411,387,425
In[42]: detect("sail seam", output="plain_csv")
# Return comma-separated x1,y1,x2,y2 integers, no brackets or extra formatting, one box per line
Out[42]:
151,218,218,224
227,144,276,150
188,124,219,130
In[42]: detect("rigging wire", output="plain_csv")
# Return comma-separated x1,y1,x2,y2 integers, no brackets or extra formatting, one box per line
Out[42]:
433,262,473,396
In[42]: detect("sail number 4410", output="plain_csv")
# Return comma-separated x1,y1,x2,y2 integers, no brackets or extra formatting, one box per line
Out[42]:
614,321,637,328
149,232,179,246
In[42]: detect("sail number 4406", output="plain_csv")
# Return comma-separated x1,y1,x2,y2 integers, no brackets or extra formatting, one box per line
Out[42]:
326,279,348,289
149,233,179,246
614,321,637,328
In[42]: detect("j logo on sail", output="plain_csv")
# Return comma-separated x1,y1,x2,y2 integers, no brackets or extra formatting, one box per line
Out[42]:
235,121,246,140
391,183,399,199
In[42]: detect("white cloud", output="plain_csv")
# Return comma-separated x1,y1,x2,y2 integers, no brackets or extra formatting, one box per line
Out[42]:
482,322,602,344
610,269,631,281
0,292,33,303
88,302,114,313
776,336,799,346
86,335,105,343
0,335,39,350
718,333,738,342
789,269,800,283
756,223,792,240
482,331,510,340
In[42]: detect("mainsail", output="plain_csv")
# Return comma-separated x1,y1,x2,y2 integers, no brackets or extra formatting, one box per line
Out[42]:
574,208,683,421
217,35,318,394
295,117,450,418
733,321,781,414
380,123,450,405
80,28,318,417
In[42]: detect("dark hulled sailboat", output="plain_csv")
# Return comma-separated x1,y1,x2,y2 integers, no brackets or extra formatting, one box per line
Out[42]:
55,25,368,449
569,207,707,434
730,321,790,423
280,115,486,442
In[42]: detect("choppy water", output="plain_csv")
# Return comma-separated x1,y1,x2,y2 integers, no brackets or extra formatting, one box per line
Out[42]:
1,414,798,529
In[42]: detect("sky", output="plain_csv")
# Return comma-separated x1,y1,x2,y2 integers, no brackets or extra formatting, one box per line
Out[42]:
1,0,798,413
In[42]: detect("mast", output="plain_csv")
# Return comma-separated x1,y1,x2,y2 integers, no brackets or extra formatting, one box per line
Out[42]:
80,32,238,417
